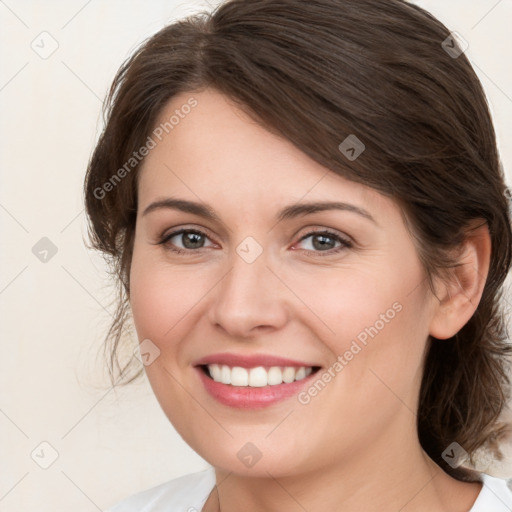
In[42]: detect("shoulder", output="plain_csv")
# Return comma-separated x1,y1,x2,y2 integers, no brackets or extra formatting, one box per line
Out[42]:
105,467,216,512
470,473,512,512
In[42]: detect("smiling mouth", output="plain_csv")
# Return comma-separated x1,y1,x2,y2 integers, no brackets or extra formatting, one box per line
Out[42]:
200,364,322,387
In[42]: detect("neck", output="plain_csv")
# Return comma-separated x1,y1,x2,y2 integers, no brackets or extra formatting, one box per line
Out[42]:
203,429,482,512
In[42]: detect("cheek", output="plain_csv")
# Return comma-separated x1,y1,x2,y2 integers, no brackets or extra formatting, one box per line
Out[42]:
286,258,424,344
289,259,431,402
128,255,210,433
129,252,210,346
129,273,174,344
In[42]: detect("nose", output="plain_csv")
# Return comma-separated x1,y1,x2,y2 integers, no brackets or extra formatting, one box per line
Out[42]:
207,244,288,340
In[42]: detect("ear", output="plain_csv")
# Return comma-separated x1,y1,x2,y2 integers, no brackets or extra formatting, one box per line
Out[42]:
429,220,491,340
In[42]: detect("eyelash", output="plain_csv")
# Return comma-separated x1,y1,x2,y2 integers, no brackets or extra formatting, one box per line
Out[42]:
156,227,353,257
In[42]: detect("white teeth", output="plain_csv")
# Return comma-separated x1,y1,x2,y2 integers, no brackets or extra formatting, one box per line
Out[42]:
209,364,222,381
206,364,314,387
282,366,296,383
295,367,306,380
248,367,267,387
267,366,283,385
220,364,231,384
231,367,249,386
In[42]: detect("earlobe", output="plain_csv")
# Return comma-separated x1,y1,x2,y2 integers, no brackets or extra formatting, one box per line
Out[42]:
429,221,491,340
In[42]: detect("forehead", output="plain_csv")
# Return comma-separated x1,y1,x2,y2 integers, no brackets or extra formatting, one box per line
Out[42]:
137,87,389,217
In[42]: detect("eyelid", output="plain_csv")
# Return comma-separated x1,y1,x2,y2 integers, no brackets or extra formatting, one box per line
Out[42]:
157,223,217,242
295,226,353,243
156,227,218,250
292,228,353,253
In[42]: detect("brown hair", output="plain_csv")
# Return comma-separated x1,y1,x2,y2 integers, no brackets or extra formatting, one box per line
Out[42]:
83,0,512,480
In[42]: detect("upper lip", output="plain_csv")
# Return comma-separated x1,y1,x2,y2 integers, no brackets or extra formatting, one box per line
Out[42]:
194,352,320,369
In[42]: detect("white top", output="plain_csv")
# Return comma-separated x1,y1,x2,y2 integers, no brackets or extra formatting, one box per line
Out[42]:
105,467,512,512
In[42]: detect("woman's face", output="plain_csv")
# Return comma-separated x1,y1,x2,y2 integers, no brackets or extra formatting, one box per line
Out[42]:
129,87,439,477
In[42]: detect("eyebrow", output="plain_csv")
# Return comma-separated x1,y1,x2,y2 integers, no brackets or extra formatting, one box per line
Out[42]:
142,198,376,224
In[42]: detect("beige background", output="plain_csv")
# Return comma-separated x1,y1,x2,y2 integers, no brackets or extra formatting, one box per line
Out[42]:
1,1,511,510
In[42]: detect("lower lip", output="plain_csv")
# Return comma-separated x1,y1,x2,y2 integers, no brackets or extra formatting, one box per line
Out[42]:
195,367,319,409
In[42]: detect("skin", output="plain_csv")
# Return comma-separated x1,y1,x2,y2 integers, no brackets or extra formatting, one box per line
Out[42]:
129,87,490,511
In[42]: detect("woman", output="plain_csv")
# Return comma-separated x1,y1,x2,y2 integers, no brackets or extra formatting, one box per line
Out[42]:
84,0,512,510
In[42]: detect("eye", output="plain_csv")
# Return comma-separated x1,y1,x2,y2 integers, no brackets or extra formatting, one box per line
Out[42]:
294,229,352,256
157,228,215,254
156,227,352,257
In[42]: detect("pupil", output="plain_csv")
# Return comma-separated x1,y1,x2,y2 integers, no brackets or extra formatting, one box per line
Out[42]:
313,234,334,250
184,232,203,249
